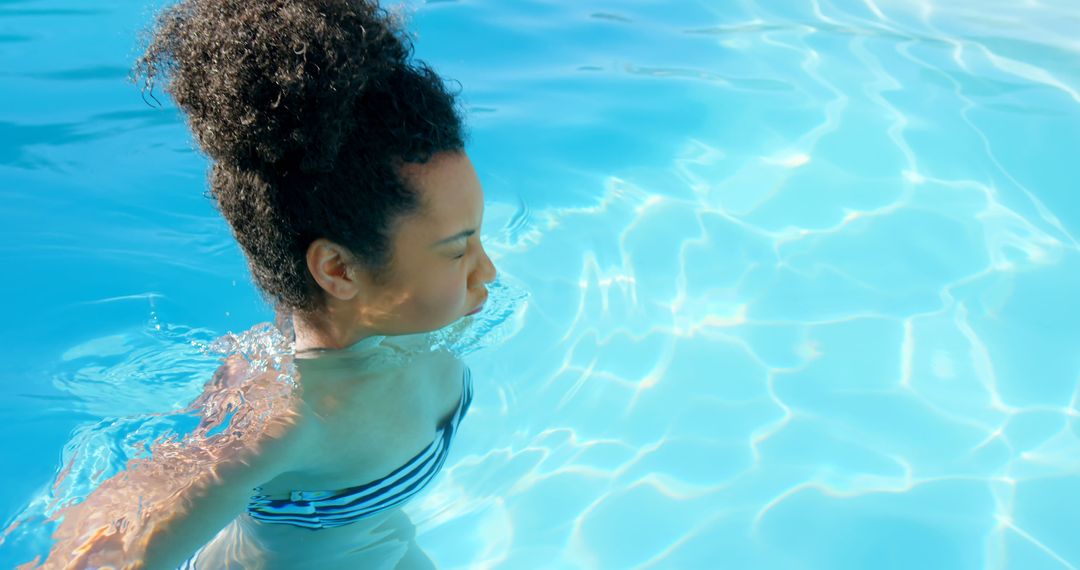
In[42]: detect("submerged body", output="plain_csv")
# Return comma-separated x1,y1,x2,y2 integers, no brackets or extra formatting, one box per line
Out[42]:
177,335,470,568
183,508,432,569
38,333,471,569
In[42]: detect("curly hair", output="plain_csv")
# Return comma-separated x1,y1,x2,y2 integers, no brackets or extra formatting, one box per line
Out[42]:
135,0,465,312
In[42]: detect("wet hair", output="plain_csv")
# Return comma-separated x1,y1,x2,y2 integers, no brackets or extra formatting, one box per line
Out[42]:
136,0,465,312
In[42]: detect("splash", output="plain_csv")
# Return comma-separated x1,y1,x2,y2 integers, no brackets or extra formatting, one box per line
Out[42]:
0,319,299,564
428,275,530,357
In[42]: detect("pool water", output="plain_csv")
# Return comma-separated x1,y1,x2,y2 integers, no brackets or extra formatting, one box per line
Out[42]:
3,0,1080,568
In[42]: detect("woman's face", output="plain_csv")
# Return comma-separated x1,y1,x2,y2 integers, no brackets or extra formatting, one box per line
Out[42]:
352,151,497,335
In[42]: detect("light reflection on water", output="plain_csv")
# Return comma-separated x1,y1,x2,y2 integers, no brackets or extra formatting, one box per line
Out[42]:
2,0,1080,568
409,1,1080,567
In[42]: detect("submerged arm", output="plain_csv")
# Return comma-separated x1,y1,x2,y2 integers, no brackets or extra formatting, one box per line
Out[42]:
37,377,308,570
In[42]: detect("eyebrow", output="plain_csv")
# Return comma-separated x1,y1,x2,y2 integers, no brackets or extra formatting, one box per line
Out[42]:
431,229,476,248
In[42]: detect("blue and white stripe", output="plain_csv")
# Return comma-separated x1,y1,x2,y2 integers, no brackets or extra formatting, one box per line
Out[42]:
177,367,472,569
245,367,473,529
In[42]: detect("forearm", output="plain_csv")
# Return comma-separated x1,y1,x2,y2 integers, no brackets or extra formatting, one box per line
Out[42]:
42,379,304,569
44,440,281,569
42,468,244,569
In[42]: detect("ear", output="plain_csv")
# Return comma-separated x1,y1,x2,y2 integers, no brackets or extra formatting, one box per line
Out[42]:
306,239,361,301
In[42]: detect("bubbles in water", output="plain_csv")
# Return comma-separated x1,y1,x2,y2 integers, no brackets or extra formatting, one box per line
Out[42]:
428,275,530,357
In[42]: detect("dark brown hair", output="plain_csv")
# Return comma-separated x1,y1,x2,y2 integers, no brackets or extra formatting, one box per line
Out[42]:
136,0,465,312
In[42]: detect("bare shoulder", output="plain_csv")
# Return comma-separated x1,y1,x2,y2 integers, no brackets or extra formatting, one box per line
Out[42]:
380,334,464,375
412,347,465,377
384,337,467,415
149,355,316,478
190,354,318,467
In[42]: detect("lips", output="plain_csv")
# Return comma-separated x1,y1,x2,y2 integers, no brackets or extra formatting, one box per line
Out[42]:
465,293,488,316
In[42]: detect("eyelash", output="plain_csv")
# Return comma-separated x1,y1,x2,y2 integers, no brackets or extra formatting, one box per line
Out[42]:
452,236,476,260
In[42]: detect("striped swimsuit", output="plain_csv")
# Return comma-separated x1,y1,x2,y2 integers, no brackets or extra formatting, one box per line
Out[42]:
179,367,472,566
247,367,473,528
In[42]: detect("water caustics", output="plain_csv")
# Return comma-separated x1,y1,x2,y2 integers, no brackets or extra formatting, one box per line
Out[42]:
3,0,1080,568
405,0,1080,568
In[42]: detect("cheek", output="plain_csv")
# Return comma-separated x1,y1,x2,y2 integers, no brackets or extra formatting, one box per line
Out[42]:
413,269,467,318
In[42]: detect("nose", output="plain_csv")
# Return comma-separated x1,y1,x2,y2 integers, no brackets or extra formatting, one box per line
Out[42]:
471,242,496,288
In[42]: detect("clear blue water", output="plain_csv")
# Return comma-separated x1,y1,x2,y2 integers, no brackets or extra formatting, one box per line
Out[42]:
3,0,1080,568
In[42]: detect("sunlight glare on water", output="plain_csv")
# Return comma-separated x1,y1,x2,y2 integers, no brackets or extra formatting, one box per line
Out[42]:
1,0,1079,568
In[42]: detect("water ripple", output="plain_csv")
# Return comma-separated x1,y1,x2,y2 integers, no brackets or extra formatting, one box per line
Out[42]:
410,1,1080,564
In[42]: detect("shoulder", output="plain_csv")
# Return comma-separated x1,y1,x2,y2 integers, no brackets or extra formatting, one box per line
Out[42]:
382,339,467,418
192,356,319,472
380,334,464,374
412,347,465,377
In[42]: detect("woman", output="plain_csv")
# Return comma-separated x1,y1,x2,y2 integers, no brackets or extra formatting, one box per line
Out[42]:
36,0,495,567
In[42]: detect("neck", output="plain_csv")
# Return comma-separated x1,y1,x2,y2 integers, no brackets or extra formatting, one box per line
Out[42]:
290,305,375,352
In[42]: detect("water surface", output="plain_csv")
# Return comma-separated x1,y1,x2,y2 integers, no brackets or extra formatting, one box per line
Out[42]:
3,0,1080,568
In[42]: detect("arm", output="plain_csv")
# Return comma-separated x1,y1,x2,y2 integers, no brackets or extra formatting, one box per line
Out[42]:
39,375,310,570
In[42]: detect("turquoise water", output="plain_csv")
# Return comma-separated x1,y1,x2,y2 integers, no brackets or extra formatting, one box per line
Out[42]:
3,0,1080,568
